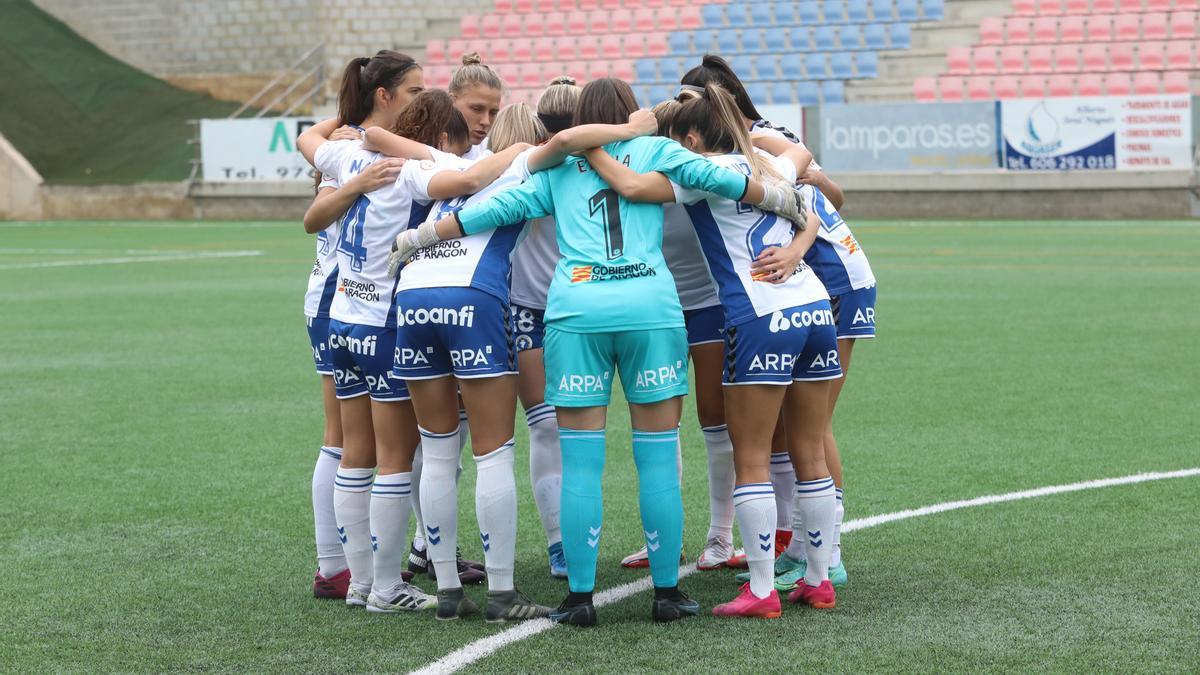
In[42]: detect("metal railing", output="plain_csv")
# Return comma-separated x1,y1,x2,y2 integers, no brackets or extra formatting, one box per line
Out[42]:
229,44,326,119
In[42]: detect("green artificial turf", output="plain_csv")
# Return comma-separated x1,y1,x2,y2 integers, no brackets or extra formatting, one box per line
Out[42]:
1,220,1197,673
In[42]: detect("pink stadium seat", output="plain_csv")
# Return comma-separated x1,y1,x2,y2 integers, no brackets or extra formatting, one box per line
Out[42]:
993,75,1019,97
510,39,532,62
980,17,1005,43
526,12,546,36
1020,74,1048,96
426,40,447,64
1014,0,1037,14
448,38,470,59
1114,13,1140,39
534,0,557,12
427,65,453,88
488,39,512,62
623,33,648,58
644,32,670,57
939,76,966,100
611,59,636,81
518,62,543,89
668,0,694,6
495,0,514,12
1038,0,1064,12
966,76,993,99
1117,0,1144,11
1033,16,1059,41
633,8,657,30
1104,71,1133,93
643,0,667,7
563,60,588,82
1060,15,1086,40
601,0,622,9
587,59,610,81
545,12,567,36
1082,42,1109,69
501,13,524,37
1143,12,1169,38
1077,72,1105,94
577,0,600,9
1048,73,1076,95
1133,71,1161,93
586,10,610,33
577,39,599,60
1000,45,1027,71
610,9,634,33
1147,0,1172,9
1111,41,1135,67
1028,44,1054,72
972,46,999,73
515,0,535,11
1065,0,1090,12
1087,14,1114,40
947,46,972,73
1006,17,1033,42
566,11,588,33
1139,40,1166,68
914,76,938,101
534,37,557,61
553,37,577,60
463,15,484,39
1054,43,1081,70
1093,0,1116,10
600,34,623,59
1166,39,1194,67
1163,70,1191,92
1177,0,1198,9
652,7,680,30
1169,11,1197,37
679,6,703,29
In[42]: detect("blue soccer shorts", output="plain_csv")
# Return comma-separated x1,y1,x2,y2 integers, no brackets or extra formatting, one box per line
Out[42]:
723,300,843,385
511,304,546,352
683,304,725,346
328,319,411,401
830,285,877,340
393,287,516,380
306,316,333,375
544,326,689,407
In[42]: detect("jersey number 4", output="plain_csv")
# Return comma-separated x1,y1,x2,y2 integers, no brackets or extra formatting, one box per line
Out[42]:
337,195,370,273
588,188,624,261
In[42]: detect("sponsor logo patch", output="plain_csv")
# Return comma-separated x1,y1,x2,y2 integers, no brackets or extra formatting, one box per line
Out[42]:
569,262,656,283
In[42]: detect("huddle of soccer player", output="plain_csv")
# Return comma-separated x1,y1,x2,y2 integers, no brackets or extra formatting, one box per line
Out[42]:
298,49,877,625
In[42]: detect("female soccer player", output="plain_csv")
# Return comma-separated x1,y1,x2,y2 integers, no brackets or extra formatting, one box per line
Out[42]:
450,53,503,160
390,78,807,626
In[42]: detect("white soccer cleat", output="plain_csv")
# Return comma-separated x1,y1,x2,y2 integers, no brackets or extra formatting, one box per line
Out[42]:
696,537,735,570
345,584,370,608
365,582,437,613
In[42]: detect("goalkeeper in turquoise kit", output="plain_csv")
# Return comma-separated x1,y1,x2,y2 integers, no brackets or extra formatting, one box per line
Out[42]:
390,79,806,626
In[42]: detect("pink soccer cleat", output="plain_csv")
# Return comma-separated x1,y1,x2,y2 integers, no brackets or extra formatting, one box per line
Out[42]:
787,579,836,609
712,583,782,619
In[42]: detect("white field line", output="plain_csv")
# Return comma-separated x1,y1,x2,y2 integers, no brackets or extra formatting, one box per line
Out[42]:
0,248,203,255
410,467,1200,675
0,250,262,270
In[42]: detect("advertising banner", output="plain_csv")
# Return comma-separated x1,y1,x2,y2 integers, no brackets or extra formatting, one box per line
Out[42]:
201,117,319,181
1001,95,1191,171
819,101,999,171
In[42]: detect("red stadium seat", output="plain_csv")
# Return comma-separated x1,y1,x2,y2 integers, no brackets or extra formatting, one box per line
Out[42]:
427,65,453,89
577,38,599,60
1144,12,1169,37
1111,41,1135,67
643,0,667,7
633,8,657,30
601,0,622,9
611,59,636,81
1104,71,1133,94
1163,70,1191,91
1054,43,1080,70
1139,40,1166,68
586,10,610,33
488,39,512,62
1048,73,1076,95
515,0,535,12
553,37,577,60
1082,42,1108,69
947,46,971,73
501,13,524,37
1038,0,1064,12
462,15,483,40
1117,0,1144,10
510,39,532,62
577,0,601,9
495,0,514,12
566,11,588,33
534,0,558,12
1028,44,1054,72
992,75,1019,97
644,32,670,57
939,75,965,100
1033,17,1059,41
1114,12,1140,39
1064,0,1090,12
426,40,447,64
972,46,999,73
545,12,567,36
1060,15,1086,40
1006,17,1033,42
600,34,623,59
1077,72,1104,94
913,76,938,101
526,12,546,36
1093,0,1116,10
679,6,703,29
518,62,544,89
980,17,1005,43
448,38,471,60
1086,14,1114,40
587,60,610,81
1166,39,1194,67
623,33,648,58
1020,74,1048,96
1147,0,1172,9
1133,71,1161,93
966,75,993,99
610,9,634,33
1177,0,1198,9
562,60,589,82
652,7,680,31
1169,11,1197,37
1014,0,1037,14
534,37,557,61
1000,45,1027,71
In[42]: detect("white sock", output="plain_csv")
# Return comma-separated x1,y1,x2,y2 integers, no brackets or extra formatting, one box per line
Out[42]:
457,408,469,481
733,483,776,599
418,427,462,590
785,489,806,560
526,403,563,546
475,440,518,592
770,453,795,530
333,466,374,593
795,476,836,586
702,425,735,542
369,472,413,594
832,487,844,568
410,444,425,552
313,446,347,576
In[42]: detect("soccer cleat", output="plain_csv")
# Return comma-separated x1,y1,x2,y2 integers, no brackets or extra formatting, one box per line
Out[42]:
621,545,687,569
775,528,792,555
484,588,552,623
435,587,479,621
712,583,782,619
366,582,437,613
651,591,701,623
407,543,429,576
772,555,810,592
734,552,805,585
829,561,848,588
549,596,598,627
696,537,734,570
548,542,568,579
725,548,749,569
425,548,487,585
312,568,351,599
788,579,836,609
345,585,370,608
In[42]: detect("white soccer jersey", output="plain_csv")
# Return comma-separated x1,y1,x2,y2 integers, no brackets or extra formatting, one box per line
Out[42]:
463,142,490,161
395,147,533,304
303,172,342,320
674,152,828,327
662,204,720,311
750,121,822,172
509,214,559,310
799,184,876,296
313,139,434,327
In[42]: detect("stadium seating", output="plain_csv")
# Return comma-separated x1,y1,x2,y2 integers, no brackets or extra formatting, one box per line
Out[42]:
918,0,1200,98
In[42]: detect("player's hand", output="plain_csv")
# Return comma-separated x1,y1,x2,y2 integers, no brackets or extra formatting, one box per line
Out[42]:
798,163,824,185
387,230,419,278
751,245,803,284
627,109,658,137
348,158,406,194
330,125,363,142
757,179,807,230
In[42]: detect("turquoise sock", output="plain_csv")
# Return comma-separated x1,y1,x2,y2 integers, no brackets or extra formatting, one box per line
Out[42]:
632,429,684,588
559,428,606,593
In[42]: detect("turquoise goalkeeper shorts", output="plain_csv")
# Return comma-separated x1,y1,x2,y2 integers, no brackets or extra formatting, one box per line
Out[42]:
543,326,689,407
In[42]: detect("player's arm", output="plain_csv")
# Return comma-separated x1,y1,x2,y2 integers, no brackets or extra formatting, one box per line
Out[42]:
360,127,435,161
751,134,813,179
750,211,820,283
425,142,533,199
651,141,805,226
802,165,845,210
526,109,659,172
582,147,674,203
302,158,406,234
298,119,360,165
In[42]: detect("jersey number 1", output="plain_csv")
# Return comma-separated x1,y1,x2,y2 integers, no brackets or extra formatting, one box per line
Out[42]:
337,195,370,273
588,188,624,261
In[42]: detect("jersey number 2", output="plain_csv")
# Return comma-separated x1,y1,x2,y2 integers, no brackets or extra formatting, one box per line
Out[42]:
337,195,370,273
588,188,624,261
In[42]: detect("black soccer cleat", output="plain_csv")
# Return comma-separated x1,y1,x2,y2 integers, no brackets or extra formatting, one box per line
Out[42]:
651,590,701,623
548,594,598,628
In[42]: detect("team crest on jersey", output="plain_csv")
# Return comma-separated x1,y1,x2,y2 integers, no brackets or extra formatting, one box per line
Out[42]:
570,263,656,283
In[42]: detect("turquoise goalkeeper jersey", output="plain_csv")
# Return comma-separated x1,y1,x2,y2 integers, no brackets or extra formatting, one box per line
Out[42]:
457,136,750,333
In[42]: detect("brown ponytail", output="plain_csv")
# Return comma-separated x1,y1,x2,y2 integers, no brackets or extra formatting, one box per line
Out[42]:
389,89,470,149
336,50,421,126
